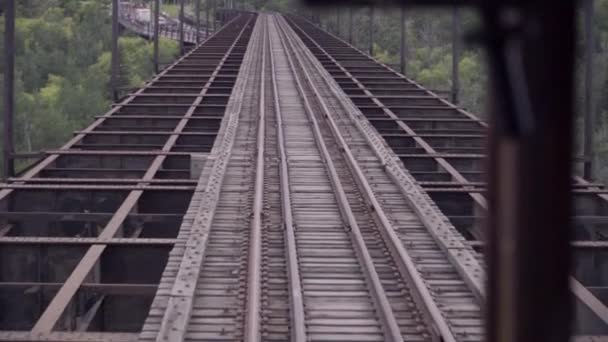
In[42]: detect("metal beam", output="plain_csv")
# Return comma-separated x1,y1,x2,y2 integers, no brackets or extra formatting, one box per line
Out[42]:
336,7,340,36
111,0,119,102
348,7,353,44
369,6,374,55
153,0,160,73
400,6,406,75
180,0,185,54
196,0,201,43
3,0,15,180
451,5,461,104
583,0,595,179
212,0,216,31
206,0,210,37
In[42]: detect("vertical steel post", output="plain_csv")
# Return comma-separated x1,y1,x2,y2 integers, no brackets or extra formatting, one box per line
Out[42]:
3,0,15,179
196,0,201,43
348,7,353,44
206,0,210,37
400,6,406,75
111,0,119,102
584,0,595,179
212,0,216,32
153,0,160,73
452,5,461,104
336,8,340,37
369,6,374,56
179,0,185,54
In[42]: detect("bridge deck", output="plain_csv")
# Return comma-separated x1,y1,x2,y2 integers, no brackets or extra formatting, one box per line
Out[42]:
0,11,607,342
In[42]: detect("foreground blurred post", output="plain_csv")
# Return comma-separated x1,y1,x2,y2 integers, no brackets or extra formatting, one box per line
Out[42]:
3,0,15,179
486,1,576,341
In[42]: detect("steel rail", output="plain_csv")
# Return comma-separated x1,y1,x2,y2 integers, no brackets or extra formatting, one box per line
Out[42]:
284,14,485,299
30,14,251,333
288,16,608,326
154,14,261,342
275,14,458,342
266,14,307,342
244,13,267,342
271,14,404,342
286,17,488,211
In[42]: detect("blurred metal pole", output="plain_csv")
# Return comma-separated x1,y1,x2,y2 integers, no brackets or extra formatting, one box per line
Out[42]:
179,0,185,54
451,5,461,104
3,0,15,180
206,0,210,37
348,7,353,44
369,6,374,55
485,2,576,342
584,0,595,179
153,0,160,73
196,0,201,43
400,6,406,74
111,0,119,102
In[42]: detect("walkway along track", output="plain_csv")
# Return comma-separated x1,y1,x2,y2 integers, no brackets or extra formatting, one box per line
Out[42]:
143,13,484,342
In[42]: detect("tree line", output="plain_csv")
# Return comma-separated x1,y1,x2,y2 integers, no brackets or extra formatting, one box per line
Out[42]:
0,0,179,171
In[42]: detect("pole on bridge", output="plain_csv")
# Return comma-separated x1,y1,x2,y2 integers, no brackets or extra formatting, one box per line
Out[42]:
451,5,461,104
336,8,340,37
179,0,185,54
368,6,374,56
212,0,216,32
400,6,406,75
153,0,160,73
206,0,210,37
2,0,15,180
583,0,595,179
111,0,119,102
348,7,353,45
196,0,201,43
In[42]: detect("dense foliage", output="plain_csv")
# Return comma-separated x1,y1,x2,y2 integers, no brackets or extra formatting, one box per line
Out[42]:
0,0,179,170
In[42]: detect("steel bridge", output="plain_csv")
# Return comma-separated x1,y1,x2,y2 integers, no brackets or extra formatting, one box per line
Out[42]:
0,8,607,342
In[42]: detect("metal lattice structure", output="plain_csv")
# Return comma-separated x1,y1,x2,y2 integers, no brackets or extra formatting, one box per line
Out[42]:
0,4,606,342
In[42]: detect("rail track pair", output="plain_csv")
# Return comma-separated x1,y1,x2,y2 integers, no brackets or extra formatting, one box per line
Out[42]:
145,13,483,342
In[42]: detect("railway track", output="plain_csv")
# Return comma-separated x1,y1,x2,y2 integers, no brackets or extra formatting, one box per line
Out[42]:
3,6,608,342
145,13,483,342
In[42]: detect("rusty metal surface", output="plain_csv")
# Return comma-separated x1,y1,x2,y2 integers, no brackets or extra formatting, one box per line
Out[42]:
284,9,608,338
3,5,607,342
0,14,253,335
